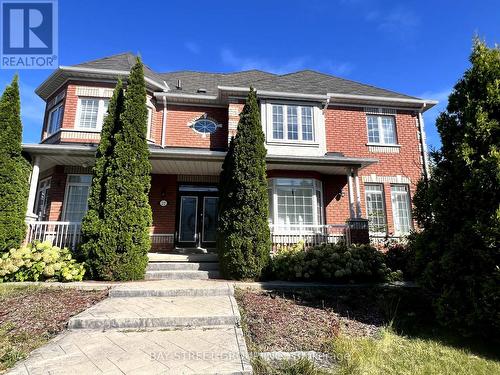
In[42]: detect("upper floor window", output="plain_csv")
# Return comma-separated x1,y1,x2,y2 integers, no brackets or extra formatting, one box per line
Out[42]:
147,107,153,139
366,114,397,145
47,104,63,135
192,119,219,135
76,98,109,130
271,104,315,142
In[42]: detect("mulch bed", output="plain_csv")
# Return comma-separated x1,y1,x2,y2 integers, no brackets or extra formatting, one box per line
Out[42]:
236,289,381,352
0,286,108,336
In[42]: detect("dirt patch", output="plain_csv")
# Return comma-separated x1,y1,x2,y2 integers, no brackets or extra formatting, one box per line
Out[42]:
0,285,108,372
236,289,380,352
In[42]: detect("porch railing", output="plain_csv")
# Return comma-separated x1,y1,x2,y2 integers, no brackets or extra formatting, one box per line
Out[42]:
26,221,176,251
26,221,82,250
270,224,350,249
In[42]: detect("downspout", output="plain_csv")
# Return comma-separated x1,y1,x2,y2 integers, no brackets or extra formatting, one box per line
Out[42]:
417,104,430,181
161,96,167,148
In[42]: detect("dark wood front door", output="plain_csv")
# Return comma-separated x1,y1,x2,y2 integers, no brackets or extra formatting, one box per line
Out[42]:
176,185,219,249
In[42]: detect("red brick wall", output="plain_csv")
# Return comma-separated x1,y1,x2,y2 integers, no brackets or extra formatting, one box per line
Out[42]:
325,106,423,233
149,174,177,234
43,166,67,221
165,105,228,150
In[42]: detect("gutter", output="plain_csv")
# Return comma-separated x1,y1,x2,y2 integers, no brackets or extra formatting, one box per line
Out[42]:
218,86,327,101
327,93,438,111
417,107,431,180
154,92,218,100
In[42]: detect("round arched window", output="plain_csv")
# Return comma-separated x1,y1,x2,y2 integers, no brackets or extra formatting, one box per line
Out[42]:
192,119,218,134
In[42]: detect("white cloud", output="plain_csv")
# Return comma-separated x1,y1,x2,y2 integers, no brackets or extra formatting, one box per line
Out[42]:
220,48,354,76
184,41,200,54
365,6,419,39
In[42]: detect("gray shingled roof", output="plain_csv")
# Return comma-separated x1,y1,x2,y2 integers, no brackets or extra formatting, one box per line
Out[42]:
71,52,419,100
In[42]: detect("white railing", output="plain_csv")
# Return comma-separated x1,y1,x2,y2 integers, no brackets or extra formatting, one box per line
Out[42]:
26,221,82,250
26,221,175,251
370,233,407,247
270,224,350,249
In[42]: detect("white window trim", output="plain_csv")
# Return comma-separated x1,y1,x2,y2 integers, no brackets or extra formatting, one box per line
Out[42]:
74,97,109,132
265,101,319,145
188,117,222,137
147,106,154,141
47,103,63,135
366,114,399,146
364,183,387,235
268,178,324,233
62,174,92,222
390,184,413,235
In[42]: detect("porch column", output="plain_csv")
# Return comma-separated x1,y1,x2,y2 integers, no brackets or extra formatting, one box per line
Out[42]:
26,156,40,220
354,168,362,218
347,169,355,218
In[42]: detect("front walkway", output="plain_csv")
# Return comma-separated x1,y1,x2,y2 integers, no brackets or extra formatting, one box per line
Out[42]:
7,281,252,375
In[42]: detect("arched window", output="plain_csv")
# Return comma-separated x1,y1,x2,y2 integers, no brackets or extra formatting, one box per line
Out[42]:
192,119,218,134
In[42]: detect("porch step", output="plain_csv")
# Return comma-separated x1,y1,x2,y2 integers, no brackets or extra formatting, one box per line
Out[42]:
148,253,218,262
68,295,239,330
147,261,219,271
145,269,221,280
109,280,233,298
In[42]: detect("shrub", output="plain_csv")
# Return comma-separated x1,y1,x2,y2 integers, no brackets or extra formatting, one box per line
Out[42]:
217,88,270,280
383,240,415,280
0,241,85,282
269,243,402,283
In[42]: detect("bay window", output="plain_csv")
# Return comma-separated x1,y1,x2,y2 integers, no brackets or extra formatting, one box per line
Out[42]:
47,104,63,135
391,185,412,234
270,104,315,142
63,175,92,222
268,178,323,231
76,98,109,130
366,114,397,145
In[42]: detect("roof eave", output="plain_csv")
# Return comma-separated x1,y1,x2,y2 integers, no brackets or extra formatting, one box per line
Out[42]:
35,66,168,100
218,86,328,101
327,93,438,112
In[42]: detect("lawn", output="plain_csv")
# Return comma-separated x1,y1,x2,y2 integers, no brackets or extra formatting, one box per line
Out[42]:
235,287,500,375
0,284,107,373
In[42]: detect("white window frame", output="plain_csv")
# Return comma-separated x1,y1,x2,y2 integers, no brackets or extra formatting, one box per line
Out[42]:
75,97,109,131
364,183,387,234
46,103,63,135
391,184,413,235
366,114,398,145
34,177,51,220
266,103,317,143
147,106,154,140
62,174,92,222
268,178,324,233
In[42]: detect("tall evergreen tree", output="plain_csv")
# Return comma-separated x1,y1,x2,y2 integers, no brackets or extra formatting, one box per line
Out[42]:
217,88,270,279
412,39,500,337
79,80,124,276
80,59,152,280
0,76,31,252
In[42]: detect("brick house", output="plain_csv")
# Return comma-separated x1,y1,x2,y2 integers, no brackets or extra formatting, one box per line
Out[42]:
22,53,437,252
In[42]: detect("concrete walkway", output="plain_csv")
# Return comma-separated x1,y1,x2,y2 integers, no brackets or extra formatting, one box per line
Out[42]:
7,281,252,375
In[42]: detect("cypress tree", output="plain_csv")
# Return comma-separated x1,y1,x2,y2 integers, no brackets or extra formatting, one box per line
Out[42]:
0,76,31,253
412,39,500,337
217,88,270,280
79,80,125,276
80,59,152,281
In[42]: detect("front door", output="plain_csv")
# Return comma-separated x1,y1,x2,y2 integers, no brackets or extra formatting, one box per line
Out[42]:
177,185,219,249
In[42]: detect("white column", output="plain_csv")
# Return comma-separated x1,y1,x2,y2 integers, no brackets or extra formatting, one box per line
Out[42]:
347,170,355,218
26,156,40,220
354,169,362,218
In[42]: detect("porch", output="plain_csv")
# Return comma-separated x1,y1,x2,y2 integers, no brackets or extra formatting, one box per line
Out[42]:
22,144,376,253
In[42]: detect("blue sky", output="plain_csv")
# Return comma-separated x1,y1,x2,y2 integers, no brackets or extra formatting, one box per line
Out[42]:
1,0,499,148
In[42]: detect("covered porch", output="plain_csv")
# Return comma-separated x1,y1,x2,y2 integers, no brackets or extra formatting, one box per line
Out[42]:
22,144,376,252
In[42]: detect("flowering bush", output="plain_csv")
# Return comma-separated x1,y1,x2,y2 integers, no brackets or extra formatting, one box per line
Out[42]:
270,242,402,283
0,241,85,282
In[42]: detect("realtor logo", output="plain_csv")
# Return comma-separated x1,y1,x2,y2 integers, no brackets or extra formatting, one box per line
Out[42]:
1,0,58,68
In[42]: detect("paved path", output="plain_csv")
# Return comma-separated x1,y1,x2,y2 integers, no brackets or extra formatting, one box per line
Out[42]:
7,281,252,375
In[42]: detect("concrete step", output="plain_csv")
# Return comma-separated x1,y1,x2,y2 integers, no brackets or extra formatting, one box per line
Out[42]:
147,262,220,271
109,280,234,298
148,253,218,262
68,295,240,330
145,270,221,280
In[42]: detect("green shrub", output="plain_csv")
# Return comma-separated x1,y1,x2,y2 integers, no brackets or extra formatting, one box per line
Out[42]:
269,242,402,283
383,240,415,280
0,241,85,282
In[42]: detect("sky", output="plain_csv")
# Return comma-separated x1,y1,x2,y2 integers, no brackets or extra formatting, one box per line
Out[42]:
0,0,499,149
